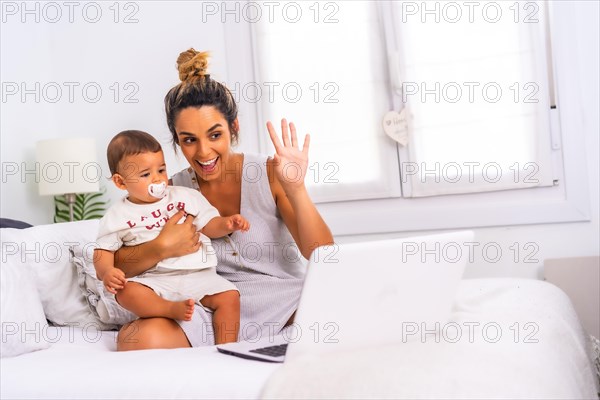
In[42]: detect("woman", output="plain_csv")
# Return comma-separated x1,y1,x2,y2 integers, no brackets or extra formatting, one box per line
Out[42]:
114,49,334,350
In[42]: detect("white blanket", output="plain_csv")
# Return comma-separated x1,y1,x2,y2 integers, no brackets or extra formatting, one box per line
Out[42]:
2,279,597,399
261,279,599,399
1,328,280,399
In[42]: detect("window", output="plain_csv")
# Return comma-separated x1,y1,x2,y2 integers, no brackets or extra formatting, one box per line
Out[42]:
250,0,559,199
223,0,590,234
250,1,401,202
386,1,558,197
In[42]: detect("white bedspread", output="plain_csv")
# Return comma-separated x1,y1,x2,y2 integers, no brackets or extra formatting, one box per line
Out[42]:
2,279,598,399
261,279,599,399
0,327,280,399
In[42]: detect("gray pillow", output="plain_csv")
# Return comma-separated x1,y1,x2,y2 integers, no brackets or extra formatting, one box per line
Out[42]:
0,218,32,229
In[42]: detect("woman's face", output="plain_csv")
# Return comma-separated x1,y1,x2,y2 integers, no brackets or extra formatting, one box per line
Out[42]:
174,106,235,183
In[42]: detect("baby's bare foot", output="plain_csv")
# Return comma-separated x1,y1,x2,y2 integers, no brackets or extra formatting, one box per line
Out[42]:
169,299,195,321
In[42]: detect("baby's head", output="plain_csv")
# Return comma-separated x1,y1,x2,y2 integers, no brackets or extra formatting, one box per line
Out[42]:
107,130,168,204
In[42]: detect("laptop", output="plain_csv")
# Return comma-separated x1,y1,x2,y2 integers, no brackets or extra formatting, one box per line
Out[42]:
217,230,474,363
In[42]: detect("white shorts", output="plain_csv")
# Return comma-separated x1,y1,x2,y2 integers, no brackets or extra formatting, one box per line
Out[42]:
127,266,238,303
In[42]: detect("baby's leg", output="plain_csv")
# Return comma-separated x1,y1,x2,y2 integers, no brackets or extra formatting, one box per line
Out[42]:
200,290,240,344
116,282,195,321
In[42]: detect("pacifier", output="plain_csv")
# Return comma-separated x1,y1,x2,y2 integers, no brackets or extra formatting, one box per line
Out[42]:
148,182,167,199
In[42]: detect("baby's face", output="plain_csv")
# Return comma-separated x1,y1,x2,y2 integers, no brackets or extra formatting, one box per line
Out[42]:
113,150,168,204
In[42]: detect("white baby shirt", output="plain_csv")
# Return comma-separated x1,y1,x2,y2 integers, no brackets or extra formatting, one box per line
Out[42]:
96,186,219,270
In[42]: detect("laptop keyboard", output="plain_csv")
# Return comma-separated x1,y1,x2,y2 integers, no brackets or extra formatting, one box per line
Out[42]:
249,343,288,357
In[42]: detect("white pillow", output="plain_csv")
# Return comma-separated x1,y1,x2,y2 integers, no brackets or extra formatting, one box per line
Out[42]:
0,220,100,326
71,244,137,327
1,262,51,357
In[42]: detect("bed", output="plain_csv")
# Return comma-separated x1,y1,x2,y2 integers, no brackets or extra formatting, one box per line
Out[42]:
1,220,598,399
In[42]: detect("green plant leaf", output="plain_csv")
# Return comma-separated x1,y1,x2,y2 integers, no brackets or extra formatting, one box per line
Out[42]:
84,207,106,215
54,209,70,223
73,203,84,214
53,185,108,222
85,192,105,202
54,197,69,208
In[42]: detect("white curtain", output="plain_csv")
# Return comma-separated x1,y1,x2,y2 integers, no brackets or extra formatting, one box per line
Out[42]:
252,1,401,203
394,1,556,197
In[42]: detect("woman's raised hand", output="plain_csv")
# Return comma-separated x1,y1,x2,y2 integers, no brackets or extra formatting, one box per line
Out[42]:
155,210,201,259
267,119,310,194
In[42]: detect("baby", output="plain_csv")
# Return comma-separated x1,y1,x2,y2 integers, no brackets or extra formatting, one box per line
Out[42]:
94,130,248,344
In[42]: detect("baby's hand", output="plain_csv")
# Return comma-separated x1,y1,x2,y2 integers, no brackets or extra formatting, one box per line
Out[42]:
103,268,126,294
227,214,250,232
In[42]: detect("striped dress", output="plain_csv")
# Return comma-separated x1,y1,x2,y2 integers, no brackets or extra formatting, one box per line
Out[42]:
171,153,306,346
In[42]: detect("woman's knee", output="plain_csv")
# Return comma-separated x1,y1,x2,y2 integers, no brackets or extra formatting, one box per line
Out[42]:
116,318,190,351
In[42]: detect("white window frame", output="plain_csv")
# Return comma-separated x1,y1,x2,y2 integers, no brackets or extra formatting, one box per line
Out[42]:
245,2,403,203
223,0,591,236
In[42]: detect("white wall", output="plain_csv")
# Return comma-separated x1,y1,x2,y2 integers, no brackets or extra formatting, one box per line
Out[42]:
1,1,248,222
1,1,598,279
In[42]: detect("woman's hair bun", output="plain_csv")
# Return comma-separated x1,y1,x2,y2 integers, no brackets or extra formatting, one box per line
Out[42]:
177,48,210,82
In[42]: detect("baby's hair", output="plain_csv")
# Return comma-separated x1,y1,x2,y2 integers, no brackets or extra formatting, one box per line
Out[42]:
107,130,162,176
164,48,239,151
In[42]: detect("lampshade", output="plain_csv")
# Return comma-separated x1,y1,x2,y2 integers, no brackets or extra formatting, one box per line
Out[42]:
36,138,100,196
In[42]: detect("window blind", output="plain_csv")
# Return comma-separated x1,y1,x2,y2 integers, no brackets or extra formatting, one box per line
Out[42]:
391,1,556,197
251,1,401,203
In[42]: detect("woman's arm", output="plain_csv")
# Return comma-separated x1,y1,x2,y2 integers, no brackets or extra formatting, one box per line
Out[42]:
267,119,334,259
114,210,201,277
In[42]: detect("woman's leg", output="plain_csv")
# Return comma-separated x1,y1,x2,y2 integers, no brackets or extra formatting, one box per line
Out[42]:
117,317,191,351
116,282,195,321
200,290,240,344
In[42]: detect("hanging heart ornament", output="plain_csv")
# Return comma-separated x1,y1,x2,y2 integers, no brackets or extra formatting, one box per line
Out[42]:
382,108,409,146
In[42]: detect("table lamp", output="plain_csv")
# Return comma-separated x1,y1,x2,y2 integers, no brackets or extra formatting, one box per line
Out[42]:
36,138,100,221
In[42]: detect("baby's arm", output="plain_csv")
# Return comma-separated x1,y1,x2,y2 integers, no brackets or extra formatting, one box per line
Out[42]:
93,249,126,294
201,214,250,239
